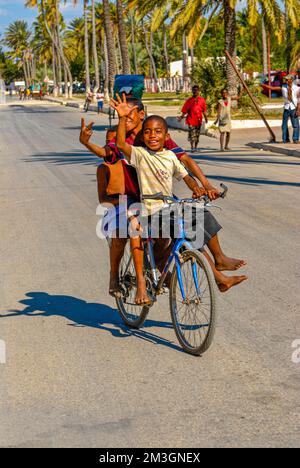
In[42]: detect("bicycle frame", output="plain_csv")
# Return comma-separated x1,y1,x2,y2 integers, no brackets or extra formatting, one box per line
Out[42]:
145,213,200,301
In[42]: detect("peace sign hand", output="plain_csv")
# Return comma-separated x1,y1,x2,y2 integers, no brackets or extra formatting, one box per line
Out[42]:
110,93,138,118
80,118,95,145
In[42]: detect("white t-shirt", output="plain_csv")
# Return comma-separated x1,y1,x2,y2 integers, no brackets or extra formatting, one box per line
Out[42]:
282,84,300,110
130,146,188,213
96,93,104,102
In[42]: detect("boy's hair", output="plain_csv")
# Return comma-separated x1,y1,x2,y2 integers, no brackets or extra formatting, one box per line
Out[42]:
126,97,144,111
142,115,168,133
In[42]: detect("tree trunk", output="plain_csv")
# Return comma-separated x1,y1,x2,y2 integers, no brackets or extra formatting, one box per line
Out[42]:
92,0,100,90
262,17,268,76
130,11,138,74
52,43,59,97
224,0,237,96
116,33,122,75
182,33,188,91
56,33,62,95
143,21,159,91
22,54,29,88
285,0,291,72
41,0,73,98
26,57,32,85
84,0,91,92
64,65,68,98
116,0,131,74
191,46,194,75
103,34,110,101
102,0,117,95
163,25,169,77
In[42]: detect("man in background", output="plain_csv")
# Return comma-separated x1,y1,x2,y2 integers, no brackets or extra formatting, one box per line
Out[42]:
177,85,208,153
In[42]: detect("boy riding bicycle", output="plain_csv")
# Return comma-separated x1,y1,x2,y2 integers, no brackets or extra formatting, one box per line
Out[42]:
111,93,205,305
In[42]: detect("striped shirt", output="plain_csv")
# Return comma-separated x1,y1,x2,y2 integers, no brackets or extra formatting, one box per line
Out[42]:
130,146,188,214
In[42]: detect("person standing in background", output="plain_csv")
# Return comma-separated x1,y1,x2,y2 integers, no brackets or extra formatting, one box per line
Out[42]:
177,85,208,153
214,88,242,151
264,74,300,144
96,89,104,114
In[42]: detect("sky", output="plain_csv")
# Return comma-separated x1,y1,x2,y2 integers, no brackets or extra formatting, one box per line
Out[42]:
0,0,82,35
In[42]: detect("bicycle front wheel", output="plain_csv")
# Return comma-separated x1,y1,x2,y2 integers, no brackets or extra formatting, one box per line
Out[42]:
116,241,150,329
169,250,216,355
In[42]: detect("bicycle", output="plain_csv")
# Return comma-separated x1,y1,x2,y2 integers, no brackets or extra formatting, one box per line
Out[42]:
116,184,228,356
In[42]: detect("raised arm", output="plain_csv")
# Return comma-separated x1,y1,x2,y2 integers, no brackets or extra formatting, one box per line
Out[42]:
79,118,110,158
262,83,281,92
110,93,138,161
231,88,244,101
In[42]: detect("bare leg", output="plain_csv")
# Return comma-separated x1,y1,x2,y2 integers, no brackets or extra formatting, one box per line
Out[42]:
225,132,231,149
220,132,225,151
109,238,127,295
153,238,172,272
206,234,246,271
130,236,151,305
153,238,173,287
202,250,247,292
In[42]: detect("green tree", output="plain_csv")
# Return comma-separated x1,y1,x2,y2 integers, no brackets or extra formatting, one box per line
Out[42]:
3,20,32,86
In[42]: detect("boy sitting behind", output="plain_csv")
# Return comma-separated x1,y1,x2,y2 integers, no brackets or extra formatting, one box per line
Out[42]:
110,93,204,305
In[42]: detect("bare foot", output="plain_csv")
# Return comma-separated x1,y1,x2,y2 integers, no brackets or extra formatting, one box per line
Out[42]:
216,256,246,272
135,276,151,305
217,275,248,293
109,273,119,297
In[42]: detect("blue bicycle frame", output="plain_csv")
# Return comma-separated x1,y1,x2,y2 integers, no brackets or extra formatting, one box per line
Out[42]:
145,209,200,301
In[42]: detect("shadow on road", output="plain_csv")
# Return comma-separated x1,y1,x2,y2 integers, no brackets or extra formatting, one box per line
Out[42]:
9,106,70,114
1,292,183,353
191,153,300,167
23,150,101,166
204,174,300,188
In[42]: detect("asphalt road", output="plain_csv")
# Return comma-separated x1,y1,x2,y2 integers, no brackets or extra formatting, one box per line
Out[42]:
0,102,300,448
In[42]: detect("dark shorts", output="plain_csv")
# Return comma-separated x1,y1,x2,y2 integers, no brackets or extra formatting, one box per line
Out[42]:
141,206,221,249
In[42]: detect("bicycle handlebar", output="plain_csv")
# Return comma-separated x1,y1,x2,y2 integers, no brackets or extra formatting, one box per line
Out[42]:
142,183,228,204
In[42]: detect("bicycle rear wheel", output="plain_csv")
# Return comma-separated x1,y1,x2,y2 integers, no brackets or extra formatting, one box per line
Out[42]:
169,250,216,355
116,241,150,329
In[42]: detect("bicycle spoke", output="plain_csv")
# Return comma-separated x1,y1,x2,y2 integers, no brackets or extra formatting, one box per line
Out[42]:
171,251,215,352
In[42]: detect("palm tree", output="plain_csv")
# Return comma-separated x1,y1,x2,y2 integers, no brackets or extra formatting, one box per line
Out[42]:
3,20,32,86
102,0,117,95
134,0,299,93
116,0,131,74
129,10,138,74
26,0,74,97
223,0,236,94
91,0,100,90
83,0,91,92
142,16,159,89
32,14,55,90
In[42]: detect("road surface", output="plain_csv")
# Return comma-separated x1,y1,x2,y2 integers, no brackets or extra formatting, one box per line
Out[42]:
0,102,299,447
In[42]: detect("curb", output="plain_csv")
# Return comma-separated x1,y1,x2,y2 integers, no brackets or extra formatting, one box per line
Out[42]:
247,142,300,158
44,97,112,114
165,116,218,139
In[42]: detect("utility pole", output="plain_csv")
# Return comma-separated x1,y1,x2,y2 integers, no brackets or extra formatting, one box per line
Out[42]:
267,33,271,100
